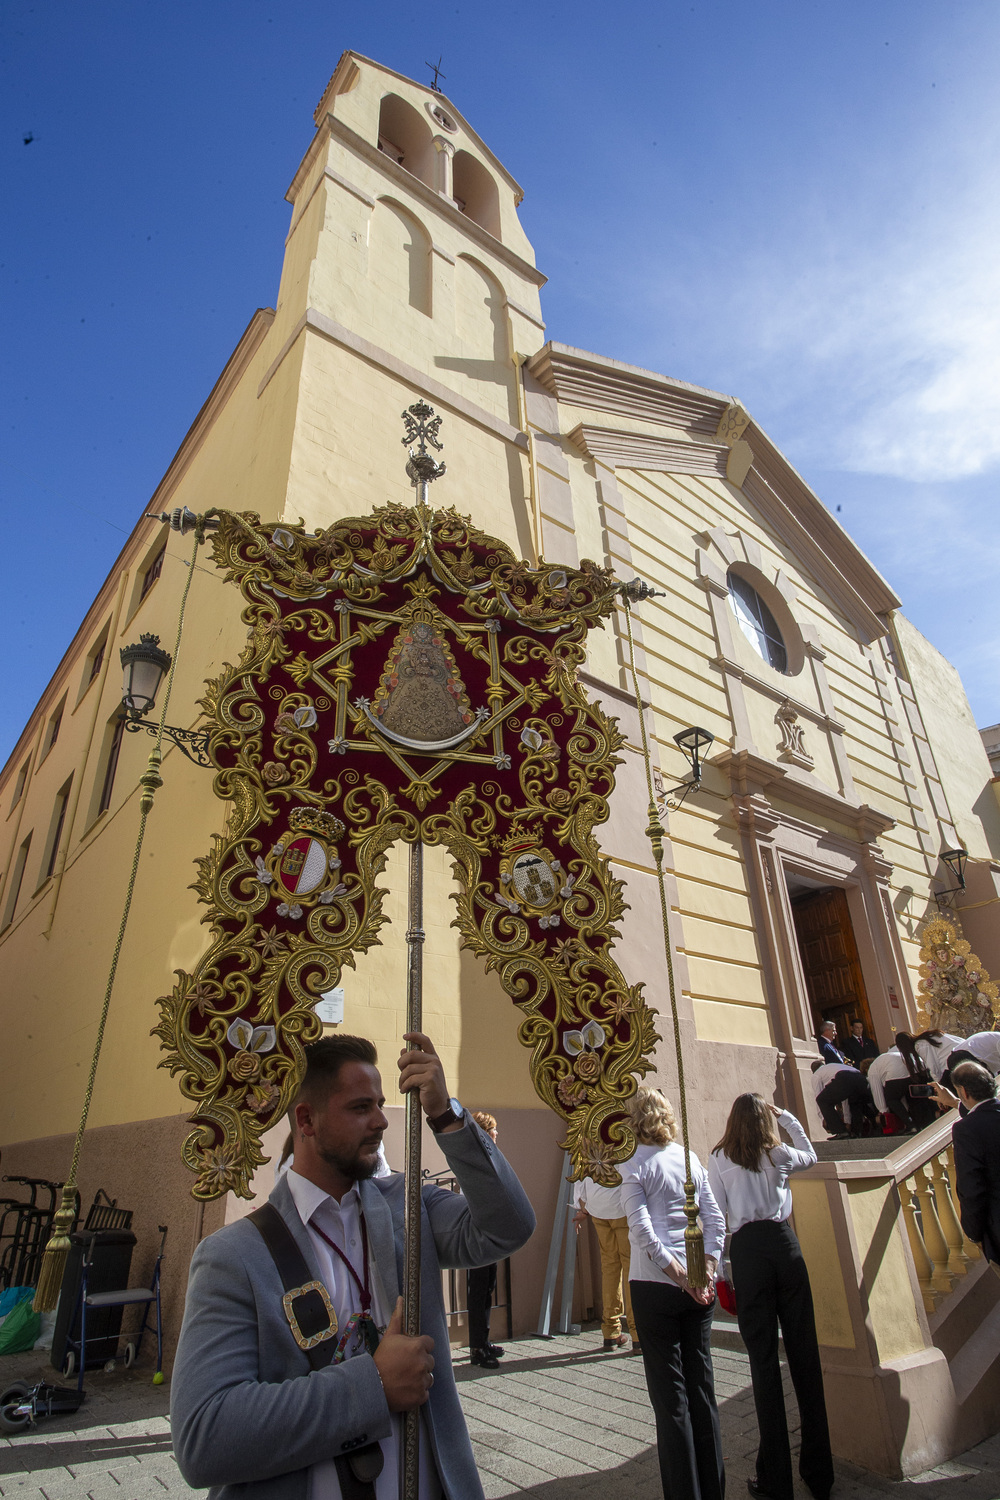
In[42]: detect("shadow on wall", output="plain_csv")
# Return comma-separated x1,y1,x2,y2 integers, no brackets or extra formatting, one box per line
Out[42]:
435,257,518,426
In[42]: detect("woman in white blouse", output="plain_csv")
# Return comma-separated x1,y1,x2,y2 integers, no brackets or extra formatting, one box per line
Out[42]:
619,1087,726,1500
708,1095,832,1500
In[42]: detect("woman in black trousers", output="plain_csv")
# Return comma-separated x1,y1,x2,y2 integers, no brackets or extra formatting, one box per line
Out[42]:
708,1095,833,1500
620,1087,727,1500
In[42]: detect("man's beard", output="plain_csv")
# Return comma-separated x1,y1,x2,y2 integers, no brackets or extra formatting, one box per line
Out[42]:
317,1140,381,1182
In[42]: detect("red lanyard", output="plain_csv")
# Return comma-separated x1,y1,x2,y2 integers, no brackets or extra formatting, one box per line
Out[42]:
311,1211,372,1316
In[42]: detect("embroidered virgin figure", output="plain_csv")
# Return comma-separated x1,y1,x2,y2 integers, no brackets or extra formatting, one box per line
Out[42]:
374,619,473,744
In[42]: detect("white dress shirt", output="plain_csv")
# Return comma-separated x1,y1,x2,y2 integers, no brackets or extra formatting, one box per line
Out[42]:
866,1049,910,1113
285,1170,440,1500
707,1111,816,1235
810,1063,858,1097
618,1142,725,1282
573,1176,626,1219
915,1033,964,1081
961,1032,1000,1075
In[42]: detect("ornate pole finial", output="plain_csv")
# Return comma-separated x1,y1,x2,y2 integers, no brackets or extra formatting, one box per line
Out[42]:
402,401,446,488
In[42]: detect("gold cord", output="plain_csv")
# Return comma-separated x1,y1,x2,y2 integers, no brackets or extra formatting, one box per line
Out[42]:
34,526,203,1310
621,595,707,1288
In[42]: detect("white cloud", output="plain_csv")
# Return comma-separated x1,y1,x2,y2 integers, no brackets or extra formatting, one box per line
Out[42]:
777,216,1000,482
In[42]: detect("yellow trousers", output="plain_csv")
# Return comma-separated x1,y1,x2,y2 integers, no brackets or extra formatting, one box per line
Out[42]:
592,1215,634,1339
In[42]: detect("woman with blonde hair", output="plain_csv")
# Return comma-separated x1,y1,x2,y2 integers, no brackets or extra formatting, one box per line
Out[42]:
708,1094,831,1500
620,1086,726,1500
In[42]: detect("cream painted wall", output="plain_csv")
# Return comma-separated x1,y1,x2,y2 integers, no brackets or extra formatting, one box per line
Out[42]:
0,53,549,1157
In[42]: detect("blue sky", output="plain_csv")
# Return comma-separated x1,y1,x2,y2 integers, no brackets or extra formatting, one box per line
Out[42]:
3,1,998,767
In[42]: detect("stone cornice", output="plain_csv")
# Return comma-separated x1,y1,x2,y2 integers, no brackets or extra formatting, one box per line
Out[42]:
256,307,529,453
529,344,726,433
527,342,901,633
711,654,845,735
568,422,727,477
714,747,895,842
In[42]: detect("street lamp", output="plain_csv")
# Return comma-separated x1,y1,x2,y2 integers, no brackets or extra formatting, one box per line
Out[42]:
657,726,715,809
119,634,212,767
937,846,969,903
120,634,172,717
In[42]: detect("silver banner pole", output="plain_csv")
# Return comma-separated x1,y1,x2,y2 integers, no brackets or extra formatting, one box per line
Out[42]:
401,837,424,1500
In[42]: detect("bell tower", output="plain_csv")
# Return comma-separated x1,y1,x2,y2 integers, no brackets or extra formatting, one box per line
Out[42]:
262,51,547,547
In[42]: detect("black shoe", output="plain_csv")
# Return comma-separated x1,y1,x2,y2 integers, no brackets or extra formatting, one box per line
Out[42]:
747,1481,781,1500
470,1347,500,1369
484,1343,505,1358
602,1334,629,1351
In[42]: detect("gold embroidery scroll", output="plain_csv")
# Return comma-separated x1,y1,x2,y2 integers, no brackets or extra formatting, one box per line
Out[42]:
154,502,659,1197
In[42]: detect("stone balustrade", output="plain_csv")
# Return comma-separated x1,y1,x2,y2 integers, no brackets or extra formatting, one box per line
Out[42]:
790,1111,1000,1479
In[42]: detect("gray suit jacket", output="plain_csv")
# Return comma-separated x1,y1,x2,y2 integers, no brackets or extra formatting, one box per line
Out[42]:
170,1115,535,1499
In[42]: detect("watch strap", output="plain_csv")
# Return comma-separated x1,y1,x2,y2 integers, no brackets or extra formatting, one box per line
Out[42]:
427,1101,462,1133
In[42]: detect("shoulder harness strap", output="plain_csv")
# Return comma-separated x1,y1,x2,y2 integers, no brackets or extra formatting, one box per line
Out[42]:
248,1203,384,1500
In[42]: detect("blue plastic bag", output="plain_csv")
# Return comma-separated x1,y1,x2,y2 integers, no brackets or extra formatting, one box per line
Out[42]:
0,1285,34,1318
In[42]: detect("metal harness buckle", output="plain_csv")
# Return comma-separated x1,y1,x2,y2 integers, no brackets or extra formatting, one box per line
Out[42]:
281,1280,338,1350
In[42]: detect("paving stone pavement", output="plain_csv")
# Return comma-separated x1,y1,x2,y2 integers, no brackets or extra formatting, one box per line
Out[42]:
2,1332,999,1498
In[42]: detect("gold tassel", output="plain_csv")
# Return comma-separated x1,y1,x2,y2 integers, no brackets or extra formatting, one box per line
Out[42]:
33,1186,78,1312
683,1180,707,1290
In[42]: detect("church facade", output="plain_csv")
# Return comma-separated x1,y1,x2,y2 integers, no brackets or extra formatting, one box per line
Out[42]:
2,52,998,1367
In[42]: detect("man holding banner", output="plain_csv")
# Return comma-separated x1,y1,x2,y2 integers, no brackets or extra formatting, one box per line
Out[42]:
171,1031,534,1499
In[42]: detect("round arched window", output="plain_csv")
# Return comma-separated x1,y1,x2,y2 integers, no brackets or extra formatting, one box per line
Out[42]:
727,570,788,673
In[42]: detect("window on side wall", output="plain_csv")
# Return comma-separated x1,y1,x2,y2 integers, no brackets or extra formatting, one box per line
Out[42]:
43,697,66,759
1,832,33,930
98,717,126,816
140,543,166,601
43,777,73,882
10,760,30,809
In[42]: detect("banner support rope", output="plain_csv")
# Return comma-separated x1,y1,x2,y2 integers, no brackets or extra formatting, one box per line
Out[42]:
620,592,707,1289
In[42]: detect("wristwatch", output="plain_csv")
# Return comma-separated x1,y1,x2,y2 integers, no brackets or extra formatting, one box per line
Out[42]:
427,1097,463,1133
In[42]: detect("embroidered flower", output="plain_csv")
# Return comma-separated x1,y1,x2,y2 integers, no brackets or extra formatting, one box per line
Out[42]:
246,1082,281,1116
254,926,286,959
229,1050,262,1083
573,1051,602,1084
262,761,290,786
556,1078,589,1110
188,980,217,1018
276,902,303,919
547,788,571,809
202,1145,240,1192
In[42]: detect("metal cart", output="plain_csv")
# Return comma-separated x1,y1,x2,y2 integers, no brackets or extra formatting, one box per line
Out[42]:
61,1224,168,1389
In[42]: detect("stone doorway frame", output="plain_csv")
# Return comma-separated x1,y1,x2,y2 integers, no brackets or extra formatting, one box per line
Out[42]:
717,749,915,1133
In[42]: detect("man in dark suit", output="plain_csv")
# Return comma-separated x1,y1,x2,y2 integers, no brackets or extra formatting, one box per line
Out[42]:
842,1020,879,1068
816,1020,847,1067
938,1061,1000,1269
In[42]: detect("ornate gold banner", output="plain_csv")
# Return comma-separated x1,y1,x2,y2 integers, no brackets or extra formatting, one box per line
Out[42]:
156,420,659,1197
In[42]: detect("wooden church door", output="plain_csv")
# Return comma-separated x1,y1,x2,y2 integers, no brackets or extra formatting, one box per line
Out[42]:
791,887,875,1043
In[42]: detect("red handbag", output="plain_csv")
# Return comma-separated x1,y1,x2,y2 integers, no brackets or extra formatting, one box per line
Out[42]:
716,1275,737,1316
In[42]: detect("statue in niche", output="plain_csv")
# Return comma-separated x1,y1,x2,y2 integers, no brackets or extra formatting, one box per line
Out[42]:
374,618,473,743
